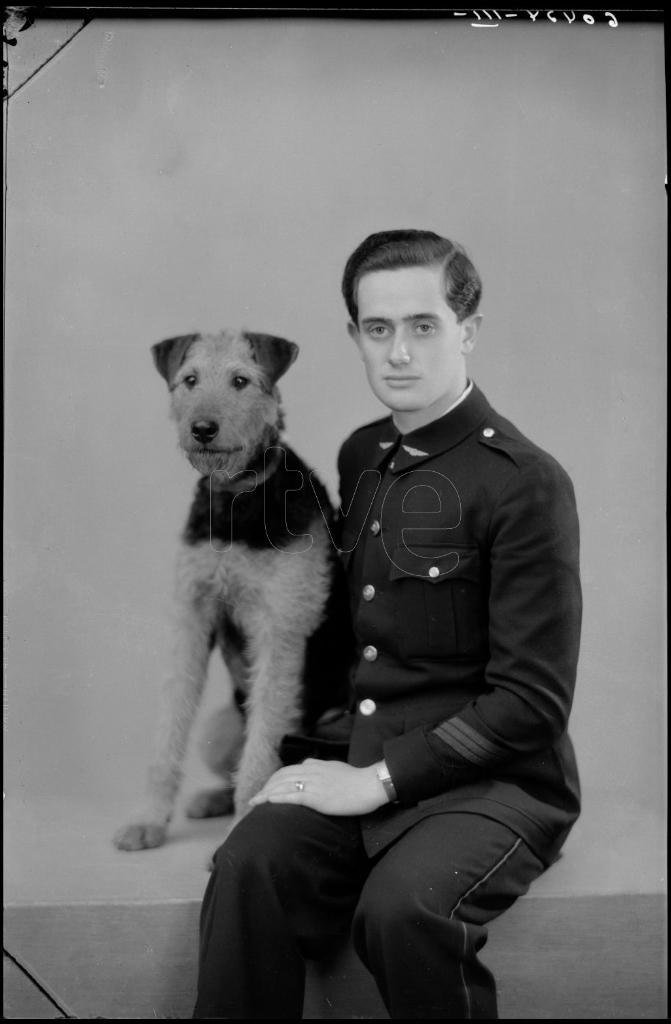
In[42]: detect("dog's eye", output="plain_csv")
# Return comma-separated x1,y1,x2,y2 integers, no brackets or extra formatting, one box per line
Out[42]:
232,376,250,390
183,375,198,389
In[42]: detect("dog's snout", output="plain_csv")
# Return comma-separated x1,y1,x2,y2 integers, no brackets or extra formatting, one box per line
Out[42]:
191,420,220,444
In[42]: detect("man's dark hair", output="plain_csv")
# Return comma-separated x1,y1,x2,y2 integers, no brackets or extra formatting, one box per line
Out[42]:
341,229,482,325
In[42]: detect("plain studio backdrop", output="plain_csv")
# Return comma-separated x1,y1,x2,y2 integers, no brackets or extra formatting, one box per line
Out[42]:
4,15,666,896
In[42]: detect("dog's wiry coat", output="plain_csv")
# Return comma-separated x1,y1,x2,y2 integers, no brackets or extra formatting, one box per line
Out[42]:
114,330,351,851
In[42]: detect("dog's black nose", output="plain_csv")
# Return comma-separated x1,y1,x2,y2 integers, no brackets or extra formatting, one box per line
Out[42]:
191,420,219,444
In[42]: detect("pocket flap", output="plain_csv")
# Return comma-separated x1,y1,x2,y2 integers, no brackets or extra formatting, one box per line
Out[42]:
388,543,481,583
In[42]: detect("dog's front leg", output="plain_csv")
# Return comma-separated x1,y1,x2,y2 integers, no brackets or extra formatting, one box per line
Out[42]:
232,630,306,817
114,556,220,850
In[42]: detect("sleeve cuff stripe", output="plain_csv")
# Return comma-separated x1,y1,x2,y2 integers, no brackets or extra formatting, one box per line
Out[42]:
450,717,509,756
433,724,487,764
433,719,505,762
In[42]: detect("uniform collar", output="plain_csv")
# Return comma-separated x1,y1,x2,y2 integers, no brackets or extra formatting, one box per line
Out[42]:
372,381,492,473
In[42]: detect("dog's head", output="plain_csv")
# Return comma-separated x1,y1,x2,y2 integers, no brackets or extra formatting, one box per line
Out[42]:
151,329,298,478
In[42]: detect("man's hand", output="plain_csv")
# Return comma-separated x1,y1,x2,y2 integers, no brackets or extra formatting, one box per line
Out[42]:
248,758,390,816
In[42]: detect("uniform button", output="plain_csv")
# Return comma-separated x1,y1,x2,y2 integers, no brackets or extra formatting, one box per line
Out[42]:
428,566,440,578
482,427,495,438
363,645,378,661
362,584,375,601
389,460,396,470
359,698,377,716
370,520,381,535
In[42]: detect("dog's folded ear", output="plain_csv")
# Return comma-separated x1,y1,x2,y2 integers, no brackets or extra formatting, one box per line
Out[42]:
244,332,299,385
151,334,201,385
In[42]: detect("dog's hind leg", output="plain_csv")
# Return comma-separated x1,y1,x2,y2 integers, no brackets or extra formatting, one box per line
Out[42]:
185,703,245,818
114,547,220,850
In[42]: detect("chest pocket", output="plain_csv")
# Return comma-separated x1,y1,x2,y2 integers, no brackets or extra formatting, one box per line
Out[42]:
388,543,488,660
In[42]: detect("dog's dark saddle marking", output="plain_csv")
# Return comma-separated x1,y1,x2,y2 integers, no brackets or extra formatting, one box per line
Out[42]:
183,445,333,551
183,444,355,733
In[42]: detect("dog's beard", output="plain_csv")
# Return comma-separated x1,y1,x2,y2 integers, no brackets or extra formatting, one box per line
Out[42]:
186,447,249,478
184,422,281,481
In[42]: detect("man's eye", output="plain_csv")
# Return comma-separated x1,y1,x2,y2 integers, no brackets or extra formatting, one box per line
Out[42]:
183,375,198,388
232,375,250,390
369,325,388,338
415,322,435,335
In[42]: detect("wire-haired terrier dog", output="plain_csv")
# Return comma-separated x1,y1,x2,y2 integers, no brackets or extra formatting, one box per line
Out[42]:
114,330,352,851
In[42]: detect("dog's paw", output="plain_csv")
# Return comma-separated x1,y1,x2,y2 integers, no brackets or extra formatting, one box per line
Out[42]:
185,786,235,819
113,822,167,851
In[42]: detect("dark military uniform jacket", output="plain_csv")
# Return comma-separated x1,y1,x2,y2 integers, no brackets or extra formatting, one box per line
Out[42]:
336,382,582,865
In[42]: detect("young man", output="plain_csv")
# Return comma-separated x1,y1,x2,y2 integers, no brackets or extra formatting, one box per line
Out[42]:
193,229,582,1019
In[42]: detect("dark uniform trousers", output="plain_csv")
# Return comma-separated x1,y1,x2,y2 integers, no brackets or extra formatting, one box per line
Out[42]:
194,383,581,1019
193,804,546,1020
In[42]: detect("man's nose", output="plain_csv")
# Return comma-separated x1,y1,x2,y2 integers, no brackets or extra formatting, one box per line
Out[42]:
388,332,411,366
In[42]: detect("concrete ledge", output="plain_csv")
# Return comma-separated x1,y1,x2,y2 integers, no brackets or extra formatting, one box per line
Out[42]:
3,954,66,1020
304,893,668,1020
4,797,667,1018
4,894,667,1019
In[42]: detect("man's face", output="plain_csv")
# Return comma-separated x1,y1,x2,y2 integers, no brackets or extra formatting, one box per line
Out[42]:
348,264,481,432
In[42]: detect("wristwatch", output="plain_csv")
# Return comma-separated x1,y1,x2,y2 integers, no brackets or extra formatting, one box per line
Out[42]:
376,761,398,803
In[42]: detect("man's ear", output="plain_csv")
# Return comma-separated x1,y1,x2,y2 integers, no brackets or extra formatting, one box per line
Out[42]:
460,313,483,355
151,334,200,385
244,332,299,385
